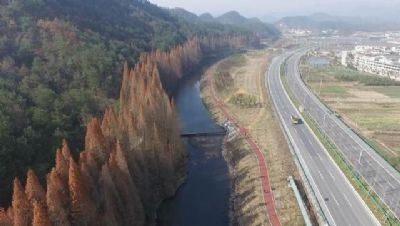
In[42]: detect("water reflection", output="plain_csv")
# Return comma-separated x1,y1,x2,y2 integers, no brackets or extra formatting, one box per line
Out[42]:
157,76,230,226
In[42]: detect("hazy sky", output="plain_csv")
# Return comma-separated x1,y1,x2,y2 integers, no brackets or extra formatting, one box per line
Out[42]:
149,0,400,21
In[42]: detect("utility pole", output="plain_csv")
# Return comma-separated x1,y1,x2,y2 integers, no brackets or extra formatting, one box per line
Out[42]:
319,77,323,95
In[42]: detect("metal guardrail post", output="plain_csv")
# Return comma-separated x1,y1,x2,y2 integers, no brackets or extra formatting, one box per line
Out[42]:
288,176,313,226
295,50,400,225
266,55,330,226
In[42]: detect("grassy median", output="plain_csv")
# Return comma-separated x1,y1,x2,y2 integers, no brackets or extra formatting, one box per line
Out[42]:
301,61,400,172
280,69,400,226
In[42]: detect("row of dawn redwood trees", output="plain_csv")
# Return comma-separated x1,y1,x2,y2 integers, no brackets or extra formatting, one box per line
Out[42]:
155,36,260,94
0,35,259,226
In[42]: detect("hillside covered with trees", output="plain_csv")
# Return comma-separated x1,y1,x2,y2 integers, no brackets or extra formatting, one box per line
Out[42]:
0,34,261,225
0,49,186,226
0,0,271,208
169,8,280,38
276,13,400,34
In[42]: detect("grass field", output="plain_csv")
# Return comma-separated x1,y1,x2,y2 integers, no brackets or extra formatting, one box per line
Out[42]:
366,86,400,98
310,84,350,96
348,113,400,130
300,58,400,172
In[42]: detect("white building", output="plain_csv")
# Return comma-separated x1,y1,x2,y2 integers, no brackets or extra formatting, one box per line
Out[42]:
391,47,400,54
343,44,400,81
353,55,400,81
341,51,348,66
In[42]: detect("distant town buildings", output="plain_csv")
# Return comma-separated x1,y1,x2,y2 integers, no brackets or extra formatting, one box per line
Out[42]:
342,44,400,81
285,29,312,37
341,51,348,66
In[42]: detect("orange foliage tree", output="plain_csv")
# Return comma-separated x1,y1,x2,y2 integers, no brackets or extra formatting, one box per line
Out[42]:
0,35,258,226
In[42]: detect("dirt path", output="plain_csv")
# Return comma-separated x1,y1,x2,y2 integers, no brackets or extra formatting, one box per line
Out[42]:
201,50,304,226
208,59,281,226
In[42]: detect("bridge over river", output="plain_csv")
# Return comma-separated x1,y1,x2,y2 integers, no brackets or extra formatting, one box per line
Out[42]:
180,130,226,138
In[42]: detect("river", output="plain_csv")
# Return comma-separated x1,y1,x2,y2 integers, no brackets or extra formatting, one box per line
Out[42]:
157,71,231,226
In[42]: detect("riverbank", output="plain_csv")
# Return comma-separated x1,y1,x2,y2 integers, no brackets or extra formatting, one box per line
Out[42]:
200,49,305,225
157,57,231,226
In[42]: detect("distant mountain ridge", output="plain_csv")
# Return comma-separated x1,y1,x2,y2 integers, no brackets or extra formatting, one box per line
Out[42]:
168,8,280,38
217,11,248,24
276,13,400,33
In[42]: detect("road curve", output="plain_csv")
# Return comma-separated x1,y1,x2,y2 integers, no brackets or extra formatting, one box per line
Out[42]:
267,52,379,226
207,62,281,226
286,49,400,220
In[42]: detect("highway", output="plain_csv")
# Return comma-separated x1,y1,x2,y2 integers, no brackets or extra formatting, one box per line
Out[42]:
285,49,400,220
267,52,380,226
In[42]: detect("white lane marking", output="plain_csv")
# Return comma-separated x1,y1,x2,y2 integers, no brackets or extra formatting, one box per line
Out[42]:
332,195,340,206
344,194,353,208
305,147,313,161
286,52,381,226
268,53,338,226
296,52,400,189
317,151,323,160
328,171,336,182
317,169,325,180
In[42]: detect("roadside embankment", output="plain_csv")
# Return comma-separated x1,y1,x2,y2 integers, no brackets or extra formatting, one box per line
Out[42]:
201,50,306,226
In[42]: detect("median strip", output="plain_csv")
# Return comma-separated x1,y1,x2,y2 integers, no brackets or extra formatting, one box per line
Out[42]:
280,65,400,226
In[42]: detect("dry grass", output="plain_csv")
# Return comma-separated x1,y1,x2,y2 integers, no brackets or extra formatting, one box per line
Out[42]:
201,50,305,226
301,62,400,171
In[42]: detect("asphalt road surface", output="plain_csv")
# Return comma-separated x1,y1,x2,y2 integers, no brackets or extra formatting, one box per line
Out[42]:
267,52,380,226
285,49,400,220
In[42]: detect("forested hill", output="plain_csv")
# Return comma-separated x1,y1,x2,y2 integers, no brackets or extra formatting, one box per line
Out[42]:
0,36,258,226
276,13,400,34
0,0,262,207
168,8,280,38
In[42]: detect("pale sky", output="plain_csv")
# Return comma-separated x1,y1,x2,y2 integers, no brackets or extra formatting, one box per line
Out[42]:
149,0,400,21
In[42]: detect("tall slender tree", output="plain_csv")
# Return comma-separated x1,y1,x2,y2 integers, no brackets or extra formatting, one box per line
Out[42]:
25,169,46,206
68,158,96,226
46,169,70,226
32,201,51,226
0,208,12,226
12,178,32,226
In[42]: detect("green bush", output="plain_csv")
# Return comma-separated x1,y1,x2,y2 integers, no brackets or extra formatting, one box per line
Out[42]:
229,93,259,108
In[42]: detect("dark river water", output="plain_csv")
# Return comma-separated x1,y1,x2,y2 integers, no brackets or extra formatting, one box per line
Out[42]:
307,56,330,67
157,73,230,226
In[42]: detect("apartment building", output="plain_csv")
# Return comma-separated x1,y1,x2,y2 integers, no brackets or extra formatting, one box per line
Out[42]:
341,45,400,81
353,55,400,81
